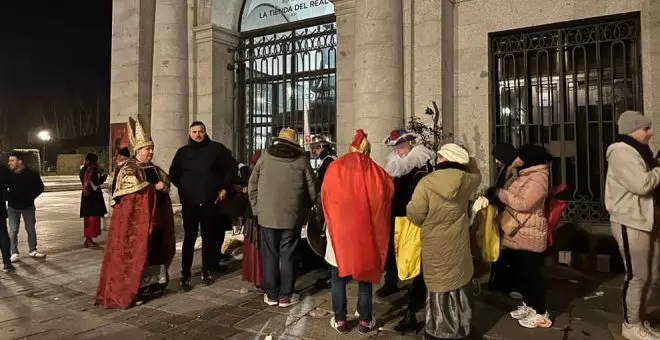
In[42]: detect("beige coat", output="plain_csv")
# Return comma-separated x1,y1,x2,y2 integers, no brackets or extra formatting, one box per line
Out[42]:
406,161,481,293
605,142,660,232
498,164,549,253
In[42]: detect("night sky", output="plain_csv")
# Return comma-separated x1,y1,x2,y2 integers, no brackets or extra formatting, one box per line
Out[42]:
0,1,112,148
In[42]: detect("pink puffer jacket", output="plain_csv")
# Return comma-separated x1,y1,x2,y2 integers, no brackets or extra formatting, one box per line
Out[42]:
498,164,549,253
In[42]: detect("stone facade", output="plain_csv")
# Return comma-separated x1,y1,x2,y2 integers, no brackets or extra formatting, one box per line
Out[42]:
110,0,660,188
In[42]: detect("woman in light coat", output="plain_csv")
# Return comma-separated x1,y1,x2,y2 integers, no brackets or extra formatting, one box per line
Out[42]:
406,143,481,339
488,144,552,329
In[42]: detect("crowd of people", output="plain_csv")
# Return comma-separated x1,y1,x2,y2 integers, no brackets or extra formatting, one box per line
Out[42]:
0,109,657,340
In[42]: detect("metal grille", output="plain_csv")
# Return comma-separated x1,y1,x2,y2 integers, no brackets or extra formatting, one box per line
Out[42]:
233,18,337,162
490,16,642,223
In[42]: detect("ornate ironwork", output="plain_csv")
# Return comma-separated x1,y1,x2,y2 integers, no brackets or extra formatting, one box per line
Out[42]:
233,19,337,163
490,16,642,223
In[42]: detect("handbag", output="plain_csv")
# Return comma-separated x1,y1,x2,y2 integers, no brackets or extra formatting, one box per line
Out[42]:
497,208,530,237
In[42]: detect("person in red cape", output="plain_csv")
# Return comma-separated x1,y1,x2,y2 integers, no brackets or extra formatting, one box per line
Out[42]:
95,117,176,309
322,129,394,334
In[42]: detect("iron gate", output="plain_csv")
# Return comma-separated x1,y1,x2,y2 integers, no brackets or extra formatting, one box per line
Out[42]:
233,17,337,162
490,15,642,223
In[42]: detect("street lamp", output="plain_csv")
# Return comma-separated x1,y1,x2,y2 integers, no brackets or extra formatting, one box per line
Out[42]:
37,130,51,174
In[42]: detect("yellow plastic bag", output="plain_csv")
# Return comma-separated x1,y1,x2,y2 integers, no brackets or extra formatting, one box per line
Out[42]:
473,204,500,263
393,216,421,280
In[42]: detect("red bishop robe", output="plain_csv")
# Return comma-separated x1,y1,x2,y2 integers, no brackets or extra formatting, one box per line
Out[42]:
321,152,394,283
95,159,176,309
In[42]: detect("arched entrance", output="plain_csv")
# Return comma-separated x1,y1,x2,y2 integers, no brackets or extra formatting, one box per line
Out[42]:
233,0,336,162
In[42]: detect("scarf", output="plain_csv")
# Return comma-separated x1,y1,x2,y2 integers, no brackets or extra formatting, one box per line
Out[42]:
619,135,656,169
434,161,467,172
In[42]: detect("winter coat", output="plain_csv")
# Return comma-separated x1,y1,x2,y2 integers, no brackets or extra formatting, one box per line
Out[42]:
248,141,317,229
7,167,44,210
406,161,481,293
498,164,550,253
605,142,660,232
0,165,9,218
315,149,336,193
169,136,238,206
79,165,108,217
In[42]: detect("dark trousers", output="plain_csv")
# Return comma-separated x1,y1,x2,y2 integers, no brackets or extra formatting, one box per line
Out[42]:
181,203,222,277
408,274,427,312
331,266,372,322
384,220,399,286
488,249,517,294
0,218,10,266
510,250,546,313
261,227,300,299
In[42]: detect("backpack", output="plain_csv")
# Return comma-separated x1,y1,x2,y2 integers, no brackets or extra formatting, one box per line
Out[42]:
545,183,568,246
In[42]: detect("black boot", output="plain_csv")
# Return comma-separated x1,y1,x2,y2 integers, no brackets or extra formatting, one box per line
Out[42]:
393,309,420,334
376,284,399,298
201,270,215,286
179,276,192,293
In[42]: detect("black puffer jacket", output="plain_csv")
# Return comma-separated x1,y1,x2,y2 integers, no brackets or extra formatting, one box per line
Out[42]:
169,136,238,206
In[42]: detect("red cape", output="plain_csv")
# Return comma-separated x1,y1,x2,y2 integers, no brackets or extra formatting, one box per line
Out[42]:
321,152,394,283
95,187,175,309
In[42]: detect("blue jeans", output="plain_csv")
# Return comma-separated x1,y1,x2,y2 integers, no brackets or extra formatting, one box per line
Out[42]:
331,266,373,322
8,206,37,254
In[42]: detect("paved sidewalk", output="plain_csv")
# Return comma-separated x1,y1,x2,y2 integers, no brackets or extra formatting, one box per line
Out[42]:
0,191,631,340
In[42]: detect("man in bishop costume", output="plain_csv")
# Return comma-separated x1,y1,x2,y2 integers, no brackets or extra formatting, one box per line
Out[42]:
95,117,176,309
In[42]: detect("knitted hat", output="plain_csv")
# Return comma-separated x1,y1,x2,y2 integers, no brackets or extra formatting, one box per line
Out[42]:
518,144,552,169
437,143,469,165
617,110,651,135
492,143,517,165
350,129,371,155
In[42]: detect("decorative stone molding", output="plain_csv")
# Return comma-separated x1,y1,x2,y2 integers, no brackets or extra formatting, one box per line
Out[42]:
193,24,240,47
331,0,356,16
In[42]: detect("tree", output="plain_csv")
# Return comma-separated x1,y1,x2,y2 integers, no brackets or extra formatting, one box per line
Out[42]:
406,101,453,152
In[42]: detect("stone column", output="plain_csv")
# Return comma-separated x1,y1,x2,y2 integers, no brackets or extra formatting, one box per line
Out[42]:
110,0,155,139
151,0,189,172
192,25,239,151
331,0,356,155
353,0,405,165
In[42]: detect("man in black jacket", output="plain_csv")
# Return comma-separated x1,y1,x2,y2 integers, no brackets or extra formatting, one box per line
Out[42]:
0,164,13,272
7,151,45,261
169,121,238,292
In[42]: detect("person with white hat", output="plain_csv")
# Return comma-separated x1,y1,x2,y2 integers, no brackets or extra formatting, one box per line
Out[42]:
605,110,660,340
406,143,481,339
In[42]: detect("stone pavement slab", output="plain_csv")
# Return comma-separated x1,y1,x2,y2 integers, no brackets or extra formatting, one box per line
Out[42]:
0,191,628,340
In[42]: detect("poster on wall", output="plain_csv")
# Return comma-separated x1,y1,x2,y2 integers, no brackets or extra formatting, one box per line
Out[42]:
110,122,129,173
240,0,334,32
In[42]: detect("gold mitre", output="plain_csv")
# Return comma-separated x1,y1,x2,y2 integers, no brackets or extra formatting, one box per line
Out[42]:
127,116,154,152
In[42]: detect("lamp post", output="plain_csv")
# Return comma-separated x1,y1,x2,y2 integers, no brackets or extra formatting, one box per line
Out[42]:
37,130,51,175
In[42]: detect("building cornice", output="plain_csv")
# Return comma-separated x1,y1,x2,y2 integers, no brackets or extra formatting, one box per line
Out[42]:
330,0,355,16
193,24,239,46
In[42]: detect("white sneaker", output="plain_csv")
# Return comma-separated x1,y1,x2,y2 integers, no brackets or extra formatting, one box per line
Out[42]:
10,253,18,262
28,251,46,259
519,312,553,329
622,322,658,340
643,321,660,339
510,303,535,320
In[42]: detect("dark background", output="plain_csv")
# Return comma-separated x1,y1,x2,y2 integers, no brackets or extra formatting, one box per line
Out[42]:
0,1,112,155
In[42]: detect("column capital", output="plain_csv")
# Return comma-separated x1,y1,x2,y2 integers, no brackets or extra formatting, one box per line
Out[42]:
193,24,239,47
331,0,356,16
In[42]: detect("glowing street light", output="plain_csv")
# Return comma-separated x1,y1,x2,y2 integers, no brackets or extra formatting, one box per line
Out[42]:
37,130,52,174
